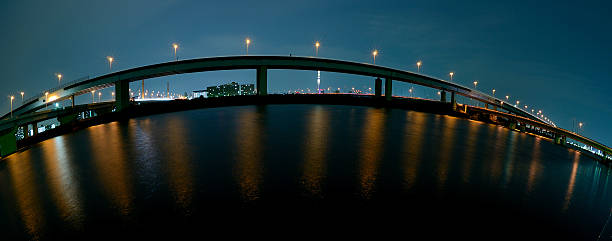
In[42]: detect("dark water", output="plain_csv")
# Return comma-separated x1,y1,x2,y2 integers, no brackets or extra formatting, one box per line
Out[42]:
1,105,610,240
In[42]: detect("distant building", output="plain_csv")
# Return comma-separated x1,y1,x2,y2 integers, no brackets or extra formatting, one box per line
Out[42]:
205,82,255,98
240,84,255,96
192,90,208,98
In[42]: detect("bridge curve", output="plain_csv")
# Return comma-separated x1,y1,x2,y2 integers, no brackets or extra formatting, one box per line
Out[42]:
4,55,540,122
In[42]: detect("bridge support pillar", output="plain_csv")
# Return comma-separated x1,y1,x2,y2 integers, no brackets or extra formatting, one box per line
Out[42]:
450,91,457,111
554,135,566,145
508,122,517,130
385,78,392,101
115,80,130,111
440,91,446,102
0,127,17,157
375,78,382,97
257,66,267,96
32,122,38,135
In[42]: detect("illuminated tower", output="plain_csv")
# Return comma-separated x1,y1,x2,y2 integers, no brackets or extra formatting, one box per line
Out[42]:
317,71,321,94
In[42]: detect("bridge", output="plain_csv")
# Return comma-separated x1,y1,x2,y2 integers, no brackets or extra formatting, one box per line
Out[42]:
0,55,610,162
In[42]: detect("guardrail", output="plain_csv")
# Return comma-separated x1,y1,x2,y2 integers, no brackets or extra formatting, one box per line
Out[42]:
21,76,90,105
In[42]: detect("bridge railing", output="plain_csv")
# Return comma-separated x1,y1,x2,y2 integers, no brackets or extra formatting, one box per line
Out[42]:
21,76,90,106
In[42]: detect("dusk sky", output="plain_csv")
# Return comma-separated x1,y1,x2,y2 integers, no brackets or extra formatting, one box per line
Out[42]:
1,0,611,145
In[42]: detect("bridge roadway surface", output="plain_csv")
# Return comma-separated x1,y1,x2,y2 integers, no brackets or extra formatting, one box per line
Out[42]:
2,55,542,122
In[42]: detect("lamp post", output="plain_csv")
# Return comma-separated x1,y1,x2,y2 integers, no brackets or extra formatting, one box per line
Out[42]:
10,96,14,118
315,41,320,57
416,60,422,72
20,92,24,103
245,38,250,55
56,73,62,86
45,92,49,107
472,81,478,106
98,92,101,102
172,43,179,61
91,90,95,104
506,95,509,102
107,56,114,71
372,50,378,64
449,72,454,81
492,89,496,97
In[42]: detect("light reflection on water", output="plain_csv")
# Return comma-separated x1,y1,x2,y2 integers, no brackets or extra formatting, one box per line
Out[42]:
0,104,610,239
88,123,134,217
162,116,194,213
41,136,83,228
402,111,427,190
358,108,385,199
234,107,264,201
7,151,45,240
436,115,456,192
300,105,329,198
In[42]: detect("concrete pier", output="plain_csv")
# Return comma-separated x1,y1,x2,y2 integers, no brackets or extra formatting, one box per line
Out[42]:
375,78,382,97
257,66,267,96
385,78,392,101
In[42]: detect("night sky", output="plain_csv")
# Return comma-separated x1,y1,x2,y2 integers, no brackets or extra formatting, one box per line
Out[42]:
1,0,611,145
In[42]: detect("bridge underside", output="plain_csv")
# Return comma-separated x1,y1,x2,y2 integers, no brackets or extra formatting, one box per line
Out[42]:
1,94,610,163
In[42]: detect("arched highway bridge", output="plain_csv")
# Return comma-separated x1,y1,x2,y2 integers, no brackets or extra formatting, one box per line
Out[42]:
0,55,610,161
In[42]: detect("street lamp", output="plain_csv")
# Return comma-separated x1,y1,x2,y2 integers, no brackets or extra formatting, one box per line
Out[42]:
98,92,102,102
473,81,478,89
91,90,95,104
516,100,519,106
20,92,24,103
492,89,496,96
506,95,509,101
10,96,14,118
45,92,49,107
372,50,378,64
172,43,179,61
245,38,251,55
315,41,320,56
107,56,114,71
416,60,422,72
56,73,62,86
409,88,413,97
449,72,454,81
